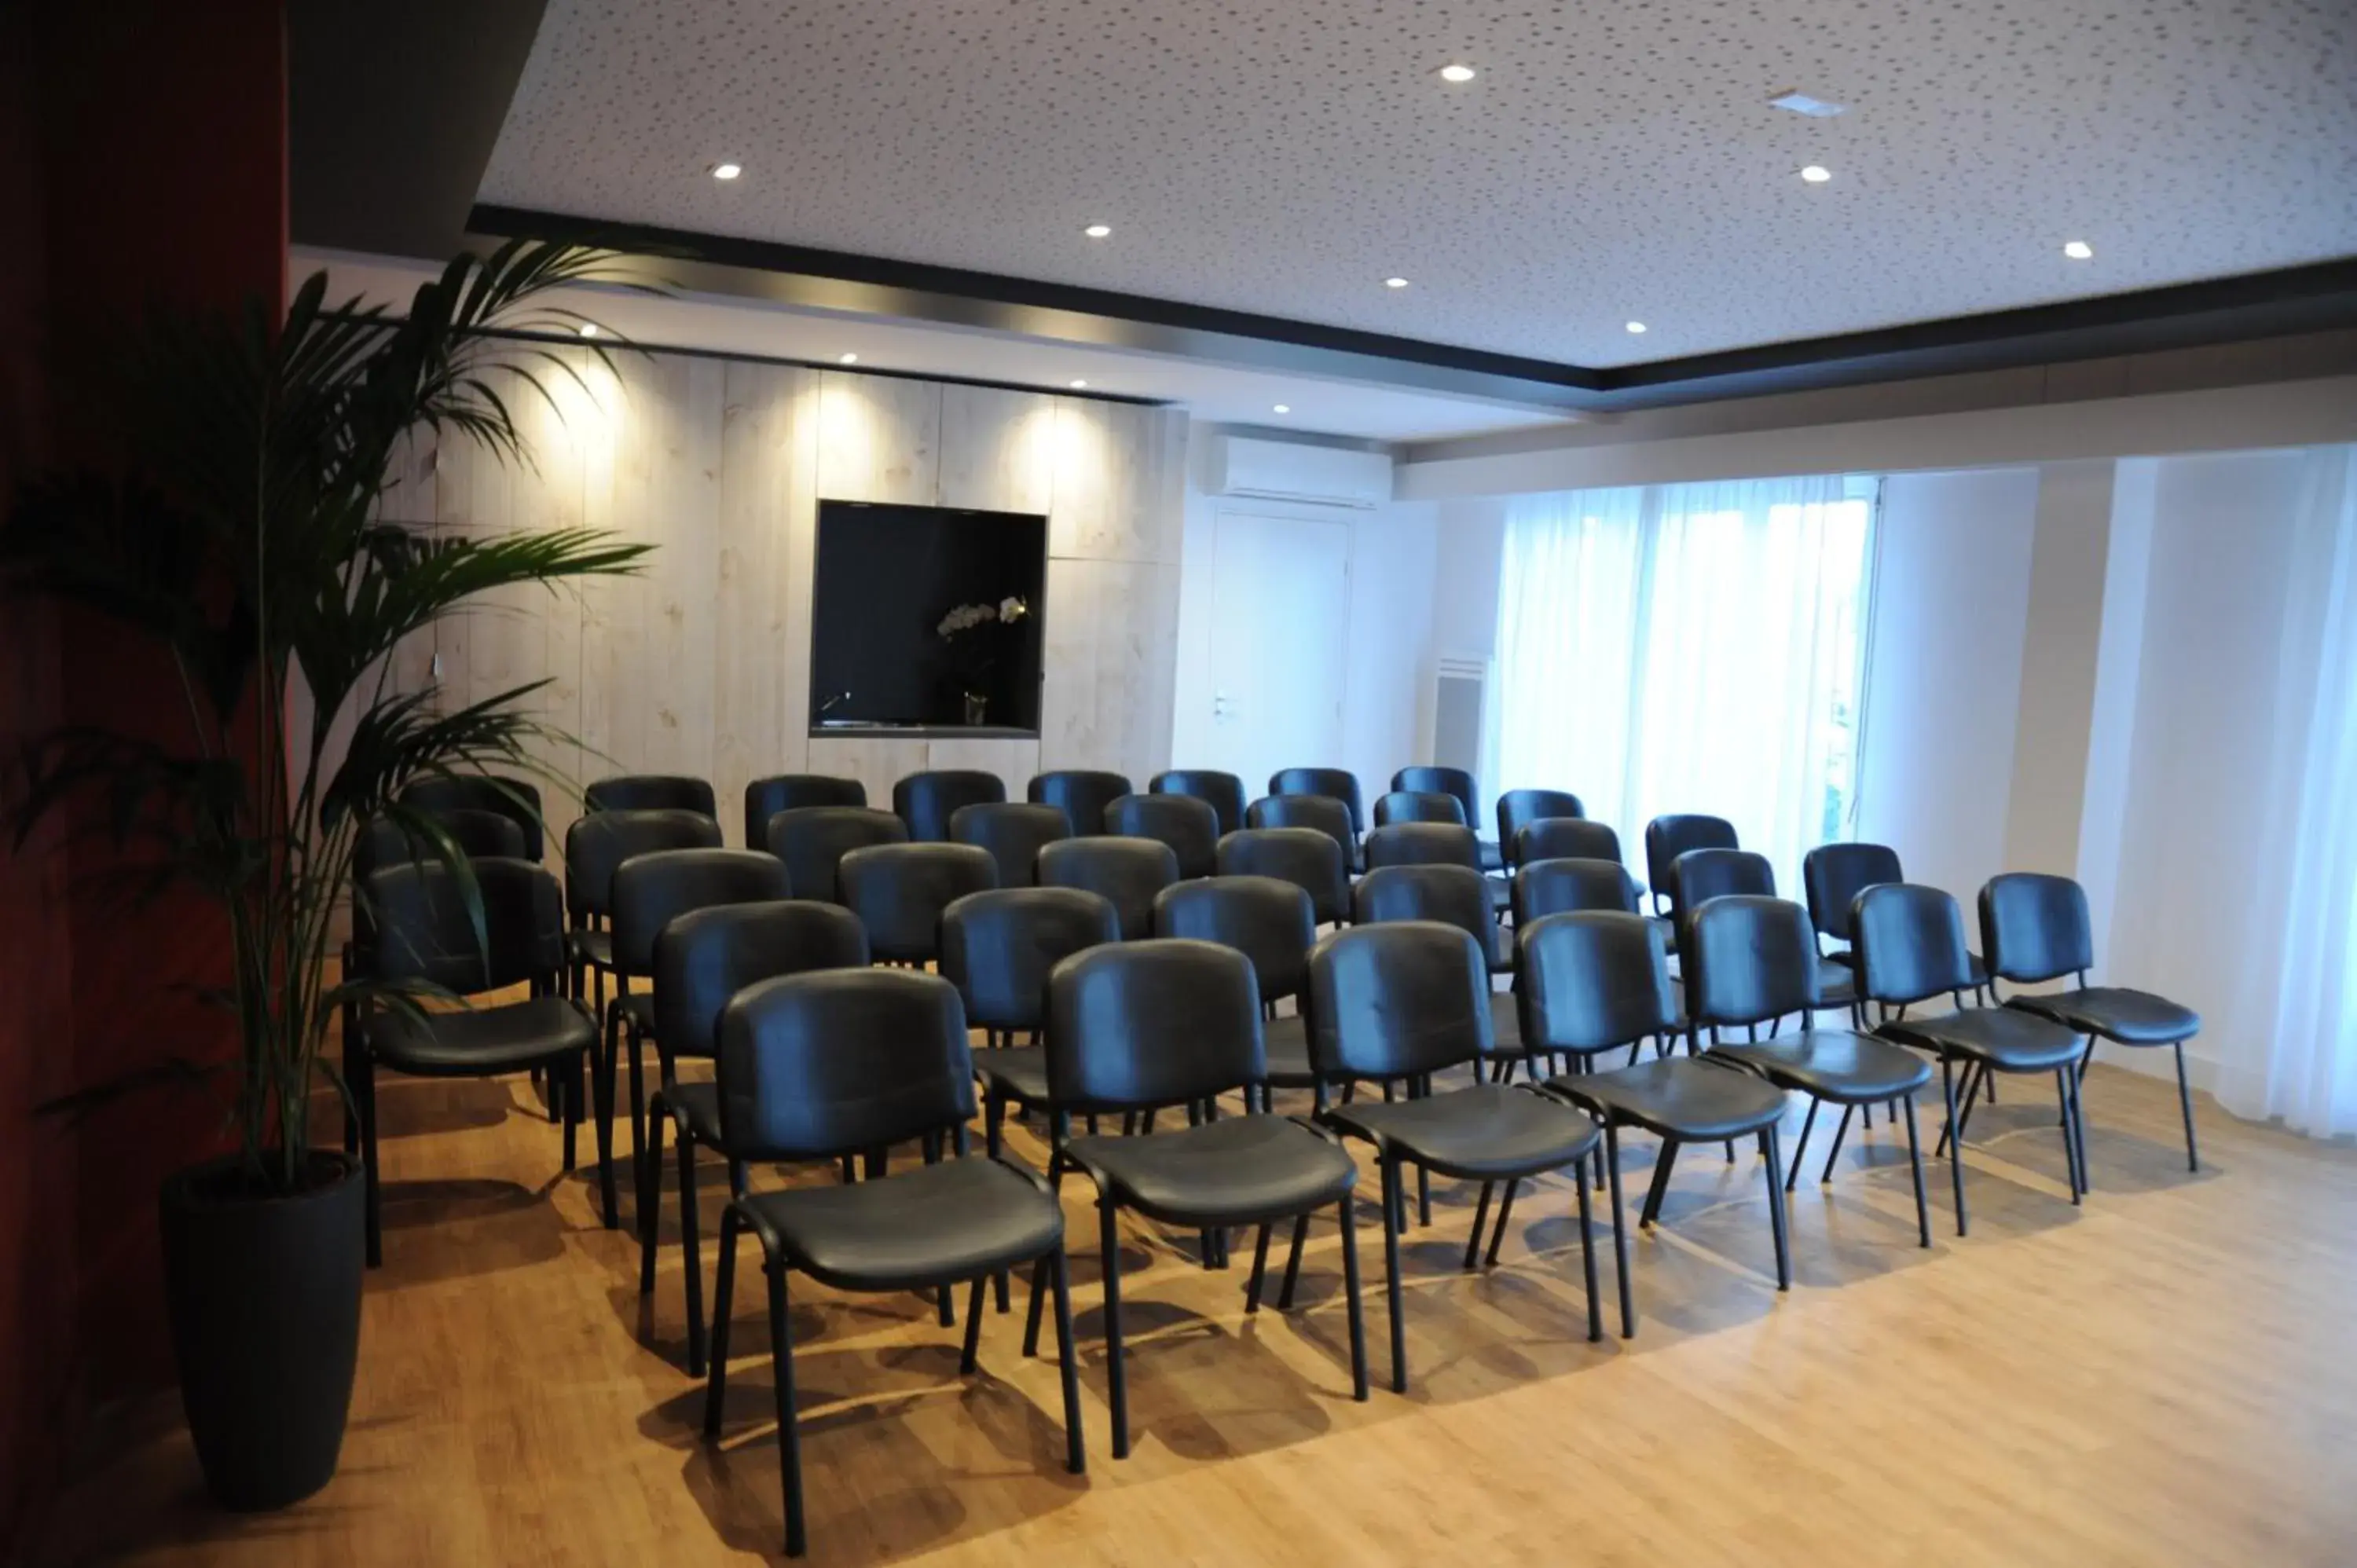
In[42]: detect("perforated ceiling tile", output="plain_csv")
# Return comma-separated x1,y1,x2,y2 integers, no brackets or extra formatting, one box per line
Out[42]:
481,0,2357,368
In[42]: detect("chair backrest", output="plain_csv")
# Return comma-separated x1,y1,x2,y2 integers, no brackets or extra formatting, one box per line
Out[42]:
1028,770,1131,839
1373,789,1467,828
1979,871,2095,984
1216,826,1348,926
1352,863,1500,969
1362,821,1482,872
743,774,865,849
1106,791,1220,880
1496,789,1585,864
1803,842,1904,944
1392,766,1480,833
718,969,973,1160
1037,835,1180,940
939,887,1121,1032
611,848,793,980
355,808,526,882
1684,896,1821,1029
837,842,999,964
585,773,717,818
1154,875,1317,1005
1516,910,1678,1054
1512,857,1642,925
949,800,1070,888
763,806,907,903
1245,793,1357,872
1644,812,1739,896
654,900,871,1061
1670,847,1776,931
565,808,725,921
893,769,1006,843
398,775,544,861
1309,921,1494,1082
362,857,566,995
1852,883,1978,1006
1515,817,1622,870
1149,769,1248,835
1269,768,1364,835
1045,939,1264,1110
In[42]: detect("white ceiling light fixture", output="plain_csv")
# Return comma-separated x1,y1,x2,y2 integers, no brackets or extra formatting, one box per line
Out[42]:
2063,240,2095,259
1800,165,1832,183
1069,379,1089,388
1625,321,1648,335
1768,90,1846,117
1083,223,1112,238
710,161,742,180
1384,276,1410,289
1438,64,1477,83
1273,404,1291,414
577,322,599,338
838,352,858,364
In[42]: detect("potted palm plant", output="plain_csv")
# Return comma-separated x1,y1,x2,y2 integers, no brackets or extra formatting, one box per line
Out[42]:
1,242,651,1509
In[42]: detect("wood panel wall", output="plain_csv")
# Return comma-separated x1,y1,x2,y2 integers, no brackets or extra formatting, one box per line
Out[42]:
391,350,1186,853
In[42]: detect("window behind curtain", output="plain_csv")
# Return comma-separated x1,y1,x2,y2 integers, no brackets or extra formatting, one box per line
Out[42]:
1479,473,1879,897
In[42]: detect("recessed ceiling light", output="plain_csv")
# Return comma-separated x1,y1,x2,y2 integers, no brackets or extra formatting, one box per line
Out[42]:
2063,240,2095,259
1273,404,1291,414
1438,64,1477,83
838,352,858,364
1800,165,1832,183
711,162,742,180
1768,91,1846,117
1384,277,1410,289
1083,223,1112,238
1069,379,1089,389
1625,321,1648,334
577,322,599,339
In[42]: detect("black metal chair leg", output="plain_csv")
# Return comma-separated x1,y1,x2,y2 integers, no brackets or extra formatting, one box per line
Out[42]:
1639,1138,1680,1228
594,1020,618,1229
679,1122,706,1376
625,1022,647,1201
560,1052,583,1172
1244,1223,1272,1313
2069,1062,2093,1192
1380,1156,1409,1394
1484,1180,1519,1268
1417,1163,1431,1228
2172,1040,2199,1172
1820,1103,1854,1185
959,1276,988,1373
1574,1159,1601,1342
1604,1123,1634,1338
1903,1093,1930,1247
2055,1068,2084,1202
638,1097,668,1296
1462,1182,1494,1271
701,1205,740,1438
1048,1247,1087,1473
1759,1126,1791,1291
1785,1098,1820,1194
1099,1196,1131,1459
357,1047,383,1268
1939,1053,1968,1236
1021,1254,1050,1358
1336,1196,1369,1401
765,1263,807,1559
1277,1211,1310,1310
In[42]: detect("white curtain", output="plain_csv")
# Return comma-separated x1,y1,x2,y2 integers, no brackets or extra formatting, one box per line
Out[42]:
2220,447,2357,1138
1480,474,1875,896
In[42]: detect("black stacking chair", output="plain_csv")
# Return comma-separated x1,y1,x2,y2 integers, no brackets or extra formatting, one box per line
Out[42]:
894,769,1006,842
1354,865,1518,1068
1216,826,1349,927
1524,911,1791,1335
638,901,869,1375
1247,792,1359,874
743,774,865,850
837,842,999,967
699,969,1084,1558
1981,872,2203,1171
1496,789,1584,869
1149,768,1248,836
564,809,724,1016
1805,841,1991,999
1688,897,1932,1241
354,808,525,882
1394,766,1493,869
1156,876,1321,1108
1644,813,1738,914
1107,791,1219,880
1673,847,1855,1019
951,800,1069,888
608,849,793,1218
1039,940,1365,1456
1372,789,1467,828
763,805,907,903
1312,921,1604,1389
1028,770,1131,839
1512,856,1643,923
1270,767,1365,837
945,889,1124,1175
399,775,544,861
1514,818,1622,871
353,858,600,1265
1853,884,2088,1234
1363,821,1482,872
585,773,717,818
1038,835,1179,940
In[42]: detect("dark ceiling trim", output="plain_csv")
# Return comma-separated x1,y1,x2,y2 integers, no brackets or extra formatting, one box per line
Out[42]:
467,203,2357,413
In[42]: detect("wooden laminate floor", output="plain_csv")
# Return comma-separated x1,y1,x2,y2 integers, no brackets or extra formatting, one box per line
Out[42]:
44,1042,2357,1566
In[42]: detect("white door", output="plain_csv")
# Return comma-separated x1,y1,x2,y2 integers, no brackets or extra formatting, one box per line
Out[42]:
1206,510,1352,791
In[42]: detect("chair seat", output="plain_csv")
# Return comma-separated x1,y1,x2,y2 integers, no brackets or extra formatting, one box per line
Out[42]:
2006,987,2199,1046
1706,1030,1932,1104
976,1045,1052,1105
1066,1115,1357,1227
667,1079,727,1147
362,995,596,1075
1813,957,1857,1009
1487,876,1512,915
1326,1083,1601,1181
1262,1012,1321,1087
1478,840,1504,873
1649,916,1676,954
1544,1057,1786,1141
736,1156,1063,1293
568,929,614,970
611,989,658,1037
1488,987,1522,1050
1877,1006,2084,1071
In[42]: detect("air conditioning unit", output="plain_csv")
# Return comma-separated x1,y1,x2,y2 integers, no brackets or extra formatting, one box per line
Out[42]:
1211,434,1392,509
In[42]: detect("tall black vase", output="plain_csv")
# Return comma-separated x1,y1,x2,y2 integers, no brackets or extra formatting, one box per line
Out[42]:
159,1150,365,1510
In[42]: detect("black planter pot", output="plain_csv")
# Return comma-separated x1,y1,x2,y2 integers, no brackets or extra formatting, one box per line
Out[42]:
159,1149,365,1511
